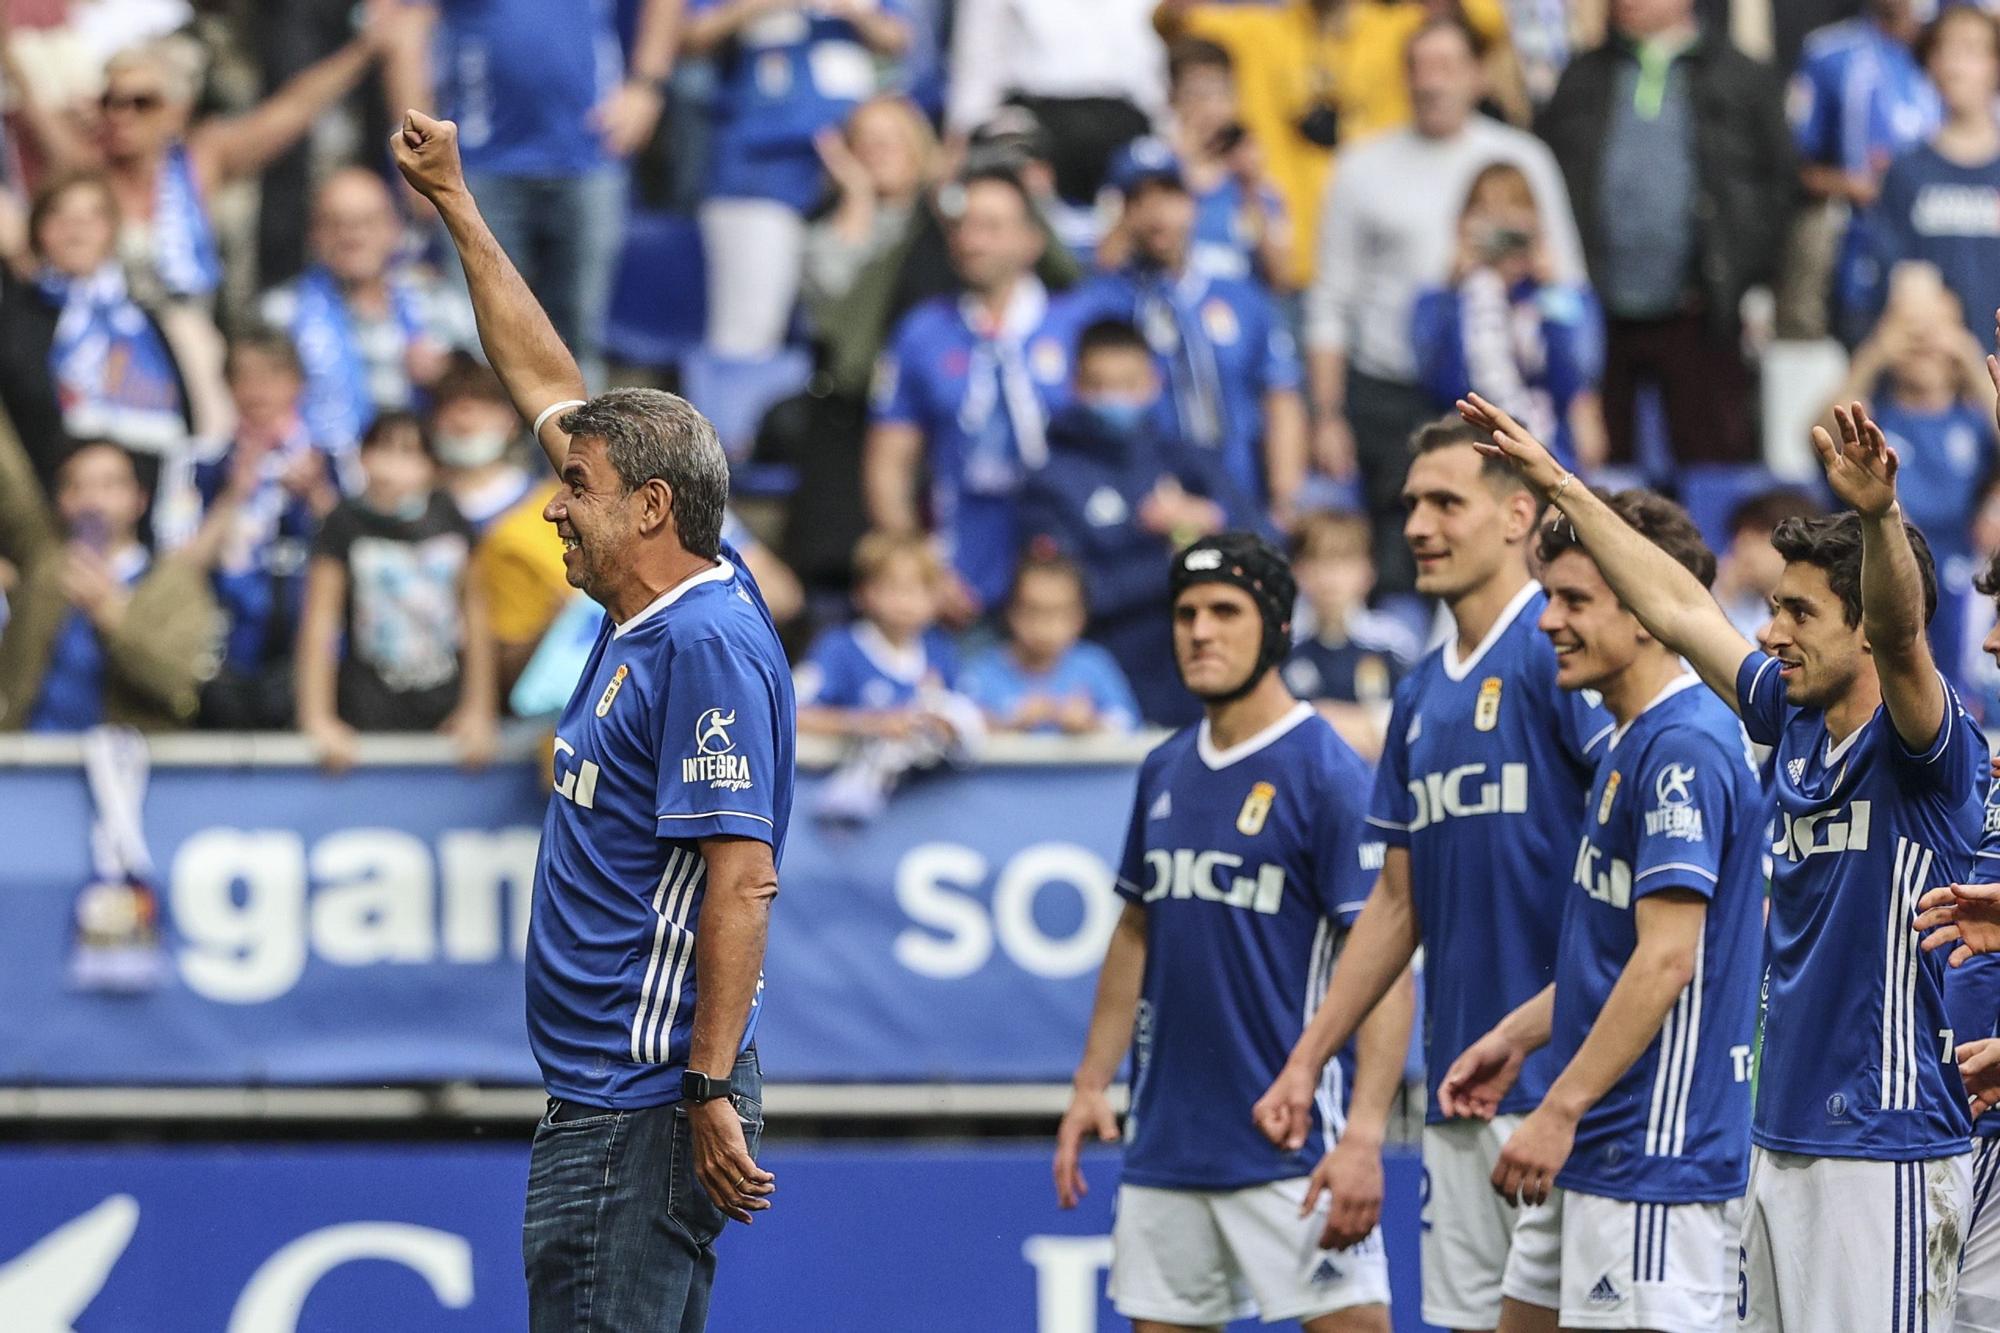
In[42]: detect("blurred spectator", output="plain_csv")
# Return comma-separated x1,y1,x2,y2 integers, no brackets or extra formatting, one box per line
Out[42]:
960,552,1140,734
1154,0,1515,292
192,331,340,729
1077,146,1306,517
0,428,216,732
681,0,913,363
945,0,1162,206
1784,0,1934,341
259,168,475,459
1307,17,1584,593
0,172,193,541
1411,161,1606,472
1709,486,1824,640
1830,267,1998,677
1097,41,1292,287
1870,6,2000,354
1280,509,1418,760
1017,318,1257,726
804,95,938,321
428,358,534,535
294,412,494,771
387,0,680,386
1537,0,1794,469
795,530,962,735
864,168,1084,618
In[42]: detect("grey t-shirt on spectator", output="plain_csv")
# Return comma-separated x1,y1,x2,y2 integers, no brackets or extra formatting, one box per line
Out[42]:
1305,115,1586,384
1596,59,1699,320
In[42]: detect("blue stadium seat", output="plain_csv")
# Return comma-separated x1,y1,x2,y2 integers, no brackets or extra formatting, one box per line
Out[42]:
680,344,813,464
602,209,707,371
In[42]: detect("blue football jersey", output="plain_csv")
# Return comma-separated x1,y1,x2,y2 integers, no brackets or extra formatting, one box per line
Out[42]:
1947,767,2000,1138
1552,678,1763,1203
527,548,797,1107
794,622,959,710
1115,703,1377,1190
1370,583,1613,1121
1737,651,1984,1158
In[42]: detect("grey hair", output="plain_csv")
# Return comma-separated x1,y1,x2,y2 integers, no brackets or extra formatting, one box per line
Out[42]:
561,388,729,558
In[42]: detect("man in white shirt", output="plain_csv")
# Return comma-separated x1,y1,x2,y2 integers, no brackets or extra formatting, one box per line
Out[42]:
1304,16,1583,595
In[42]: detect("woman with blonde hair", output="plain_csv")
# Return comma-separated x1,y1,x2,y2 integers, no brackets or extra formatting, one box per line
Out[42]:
803,93,940,316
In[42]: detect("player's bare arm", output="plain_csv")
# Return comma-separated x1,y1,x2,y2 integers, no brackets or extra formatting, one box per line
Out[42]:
1490,891,1706,1207
1255,848,1419,1151
1437,984,1551,1123
1813,401,1947,751
1304,964,1414,1250
390,109,588,470
1456,393,1753,708
1054,901,1146,1209
686,835,780,1225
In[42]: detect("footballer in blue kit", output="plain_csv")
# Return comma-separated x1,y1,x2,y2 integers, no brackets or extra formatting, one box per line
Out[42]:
1259,421,1610,1332
398,115,793,1333
1458,391,1985,1333
1438,491,1763,1332
1056,533,1414,1331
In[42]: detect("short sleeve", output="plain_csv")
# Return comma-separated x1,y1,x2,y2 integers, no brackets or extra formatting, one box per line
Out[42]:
1629,736,1735,902
869,319,924,426
1976,784,2000,871
1946,951,2000,1045
1884,675,1983,806
1313,764,1376,925
1366,690,1416,848
1560,682,1616,774
654,636,785,844
1788,66,1833,163
1081,647,1140,732
794,629,851,707
1734,650,1787,747
311,502,359,562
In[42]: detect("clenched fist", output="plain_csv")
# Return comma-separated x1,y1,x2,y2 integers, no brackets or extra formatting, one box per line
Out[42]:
391,109,466,203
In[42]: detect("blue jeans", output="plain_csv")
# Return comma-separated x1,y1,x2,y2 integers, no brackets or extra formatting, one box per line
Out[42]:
463,166,627,390
522,1047,763,1332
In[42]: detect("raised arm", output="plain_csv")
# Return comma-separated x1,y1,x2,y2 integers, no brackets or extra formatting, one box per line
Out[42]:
191,27,389,188
1816,401,1946,751
391,111,587,470
1459,393,1753,707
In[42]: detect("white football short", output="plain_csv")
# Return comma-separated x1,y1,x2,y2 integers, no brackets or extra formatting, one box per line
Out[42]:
1108,1178,1391,1326
1739,1146,1969,1332
1501,1186,1740,1331
1421,1115,1549,1329
1955,1137,2000,1332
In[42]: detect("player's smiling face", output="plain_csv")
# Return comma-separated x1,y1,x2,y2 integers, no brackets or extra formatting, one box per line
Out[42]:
546,435,638,598
1764,561,1866,709
1401,445,1531,600
1538,548,1644,692
1173,582,1263,699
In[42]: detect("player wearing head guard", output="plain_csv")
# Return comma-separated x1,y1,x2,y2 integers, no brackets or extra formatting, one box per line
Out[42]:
1053,532,1415,1331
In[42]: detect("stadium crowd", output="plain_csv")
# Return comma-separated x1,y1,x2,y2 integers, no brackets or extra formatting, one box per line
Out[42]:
1,0,1998,773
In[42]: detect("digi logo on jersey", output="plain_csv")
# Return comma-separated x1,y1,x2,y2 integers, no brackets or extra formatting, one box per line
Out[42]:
1138,848,1288,914
1404,762,1530,832
1771,800,1872,863
1644,763,1704,842
1572,839,1632,909
682,708,754,792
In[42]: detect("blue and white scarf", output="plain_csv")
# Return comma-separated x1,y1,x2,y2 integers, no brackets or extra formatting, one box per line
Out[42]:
41,261,187,454
955,276,1050,498
1135,269,1224,450
150,141,222,300
1459,268,1558,448
288,264,429,455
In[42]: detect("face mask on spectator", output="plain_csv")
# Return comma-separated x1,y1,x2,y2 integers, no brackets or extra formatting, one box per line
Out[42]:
1083,395,1157,435
433,429,512,468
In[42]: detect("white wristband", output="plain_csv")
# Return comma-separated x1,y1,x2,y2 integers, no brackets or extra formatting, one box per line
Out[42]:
533,398,587,440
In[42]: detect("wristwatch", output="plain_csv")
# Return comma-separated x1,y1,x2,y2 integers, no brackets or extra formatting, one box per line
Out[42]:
682,1070,734,1104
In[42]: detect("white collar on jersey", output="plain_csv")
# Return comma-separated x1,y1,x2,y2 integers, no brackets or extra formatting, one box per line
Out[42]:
1440,579,1541,682
610,559,736,639
1607,671,1703,751
851,620,929,684
1196,700,1316,771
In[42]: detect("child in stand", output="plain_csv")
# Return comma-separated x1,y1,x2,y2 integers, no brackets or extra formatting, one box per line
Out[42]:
294,411,495,771
797,531,982,820
960,552,1139,734
1280,510,1420,760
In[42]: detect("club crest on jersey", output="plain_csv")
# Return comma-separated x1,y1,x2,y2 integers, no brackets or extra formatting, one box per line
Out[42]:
682,707,754,791
1237,782,1276,836
1473,676,1502,731
595,664,628,717
1597,771,1621,825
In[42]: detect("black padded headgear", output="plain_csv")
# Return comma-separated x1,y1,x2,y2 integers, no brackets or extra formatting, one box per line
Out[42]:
1168,531,1297,702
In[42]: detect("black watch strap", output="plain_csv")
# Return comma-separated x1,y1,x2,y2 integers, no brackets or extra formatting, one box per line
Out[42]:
682,1070,733,1104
